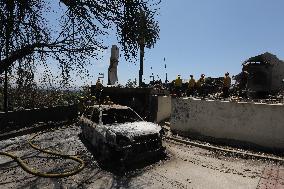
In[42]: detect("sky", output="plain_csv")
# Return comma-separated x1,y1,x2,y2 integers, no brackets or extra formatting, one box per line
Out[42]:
37,0,284,86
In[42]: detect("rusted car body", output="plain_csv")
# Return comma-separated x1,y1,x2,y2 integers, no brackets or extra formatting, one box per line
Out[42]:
79,104,164,163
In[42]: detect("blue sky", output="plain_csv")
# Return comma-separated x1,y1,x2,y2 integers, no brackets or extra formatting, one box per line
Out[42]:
37,0,284,86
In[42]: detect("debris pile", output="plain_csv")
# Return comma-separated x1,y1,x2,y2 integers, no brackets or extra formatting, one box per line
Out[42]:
168,52,284,103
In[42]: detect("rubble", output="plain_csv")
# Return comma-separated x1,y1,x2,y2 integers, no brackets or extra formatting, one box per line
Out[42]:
237,52,284,99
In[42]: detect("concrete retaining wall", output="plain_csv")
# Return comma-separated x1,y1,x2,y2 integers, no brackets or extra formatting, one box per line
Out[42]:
171,98,284,151
156,96,171,123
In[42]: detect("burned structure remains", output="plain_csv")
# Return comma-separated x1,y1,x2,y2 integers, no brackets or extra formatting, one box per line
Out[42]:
108,45,119,85
238,52,284,97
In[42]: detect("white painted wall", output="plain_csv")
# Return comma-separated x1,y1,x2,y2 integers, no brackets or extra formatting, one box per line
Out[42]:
171,98,284,150
156,96,171,123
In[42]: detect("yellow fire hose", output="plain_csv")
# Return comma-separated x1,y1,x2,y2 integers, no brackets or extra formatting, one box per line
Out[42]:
0,131,85,178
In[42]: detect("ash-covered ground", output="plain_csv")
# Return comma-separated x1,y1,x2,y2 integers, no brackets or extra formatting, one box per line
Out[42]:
0,123,283,189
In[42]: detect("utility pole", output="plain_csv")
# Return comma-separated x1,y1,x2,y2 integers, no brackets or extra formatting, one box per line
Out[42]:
164,62,168,84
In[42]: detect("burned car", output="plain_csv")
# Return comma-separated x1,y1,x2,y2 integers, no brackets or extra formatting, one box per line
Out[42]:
79,104,164,163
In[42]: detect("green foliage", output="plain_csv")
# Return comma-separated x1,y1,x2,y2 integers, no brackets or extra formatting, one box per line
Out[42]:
125,79,137,88
7,85,81,111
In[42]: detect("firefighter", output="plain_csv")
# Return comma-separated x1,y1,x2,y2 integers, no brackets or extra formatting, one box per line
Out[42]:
78,96,85,115
103,96,113,104
95,79,103,102
174,75,182,97
96,79,103,90
196,74,205,97
91,95,96,105
187,75,196,96
223,72,231,98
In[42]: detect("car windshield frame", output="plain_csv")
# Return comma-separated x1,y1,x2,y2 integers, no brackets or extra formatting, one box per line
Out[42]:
100,108,143,125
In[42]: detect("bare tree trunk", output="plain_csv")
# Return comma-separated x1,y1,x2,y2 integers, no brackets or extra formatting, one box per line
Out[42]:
4,28,10,113
139,43,144,87
3,70,7,112
3,1,14,113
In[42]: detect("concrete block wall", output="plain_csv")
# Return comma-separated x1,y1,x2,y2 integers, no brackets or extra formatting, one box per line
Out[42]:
171,98,284,150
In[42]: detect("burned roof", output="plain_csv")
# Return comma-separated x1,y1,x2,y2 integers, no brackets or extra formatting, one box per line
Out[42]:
242,52,283,66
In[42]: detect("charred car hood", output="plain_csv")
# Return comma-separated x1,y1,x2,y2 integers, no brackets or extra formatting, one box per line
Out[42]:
105,121,161,140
